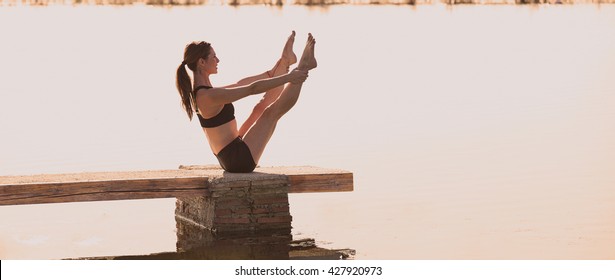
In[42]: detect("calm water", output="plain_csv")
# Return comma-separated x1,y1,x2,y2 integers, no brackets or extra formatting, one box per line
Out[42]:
1,4,615,259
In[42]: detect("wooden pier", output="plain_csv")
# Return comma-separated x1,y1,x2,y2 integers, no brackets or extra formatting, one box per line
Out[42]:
0,165,353,206
0,165,353,237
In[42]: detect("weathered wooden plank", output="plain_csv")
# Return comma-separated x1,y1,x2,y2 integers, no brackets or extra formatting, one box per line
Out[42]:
288,173,354,193
0,166,353,206
0,177,210,206
0,169,212,184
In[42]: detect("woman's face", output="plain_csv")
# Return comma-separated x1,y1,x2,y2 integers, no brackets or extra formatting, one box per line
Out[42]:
202,48,220,74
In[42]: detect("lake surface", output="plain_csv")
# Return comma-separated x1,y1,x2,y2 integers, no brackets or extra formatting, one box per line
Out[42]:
1,3,615,259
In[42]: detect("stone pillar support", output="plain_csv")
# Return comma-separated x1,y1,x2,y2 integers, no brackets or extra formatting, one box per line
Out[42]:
175,174,292,234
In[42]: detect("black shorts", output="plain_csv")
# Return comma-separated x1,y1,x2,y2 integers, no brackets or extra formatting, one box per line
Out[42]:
215,137,257,173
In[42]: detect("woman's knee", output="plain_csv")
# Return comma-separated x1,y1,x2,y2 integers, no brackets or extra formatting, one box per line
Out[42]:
253,99,269,115
261,104,283,121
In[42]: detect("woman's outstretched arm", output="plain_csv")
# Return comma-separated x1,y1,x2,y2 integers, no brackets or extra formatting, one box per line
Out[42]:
221,59,288,89
221,72,269,89
197,69,307,106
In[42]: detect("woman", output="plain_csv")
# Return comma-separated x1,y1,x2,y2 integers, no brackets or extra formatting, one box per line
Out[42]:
175,32,317,173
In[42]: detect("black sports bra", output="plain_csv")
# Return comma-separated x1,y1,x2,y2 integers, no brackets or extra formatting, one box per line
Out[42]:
193,85,236,128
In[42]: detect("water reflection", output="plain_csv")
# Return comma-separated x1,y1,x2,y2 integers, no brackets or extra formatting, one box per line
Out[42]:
3,0,615,6
75,216,353,260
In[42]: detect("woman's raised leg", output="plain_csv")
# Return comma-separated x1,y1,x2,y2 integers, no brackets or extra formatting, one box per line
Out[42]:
239,31,297,136
242,33,317,164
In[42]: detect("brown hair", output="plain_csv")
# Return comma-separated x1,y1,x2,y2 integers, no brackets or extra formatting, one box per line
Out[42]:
175,41,212,120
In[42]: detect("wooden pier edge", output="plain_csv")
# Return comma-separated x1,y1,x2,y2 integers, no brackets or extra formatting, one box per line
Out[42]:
180,165,354,193
0,166,353,206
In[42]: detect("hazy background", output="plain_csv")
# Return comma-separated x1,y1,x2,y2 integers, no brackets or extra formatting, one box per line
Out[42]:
1,3,615,259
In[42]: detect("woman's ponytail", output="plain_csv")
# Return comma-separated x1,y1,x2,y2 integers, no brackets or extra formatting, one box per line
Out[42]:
176,62,194,120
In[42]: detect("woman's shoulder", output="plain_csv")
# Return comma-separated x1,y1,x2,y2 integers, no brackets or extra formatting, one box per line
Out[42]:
193,85,213,93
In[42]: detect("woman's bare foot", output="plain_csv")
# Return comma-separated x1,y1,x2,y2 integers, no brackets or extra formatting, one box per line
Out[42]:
298,33,317,71
281,31,297,66
267,31,297,77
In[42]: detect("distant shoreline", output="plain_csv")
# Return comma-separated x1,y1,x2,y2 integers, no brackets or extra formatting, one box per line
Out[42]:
4,0,615,7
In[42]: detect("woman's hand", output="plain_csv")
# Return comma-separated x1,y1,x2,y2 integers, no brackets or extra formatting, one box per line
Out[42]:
289,69,308,84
